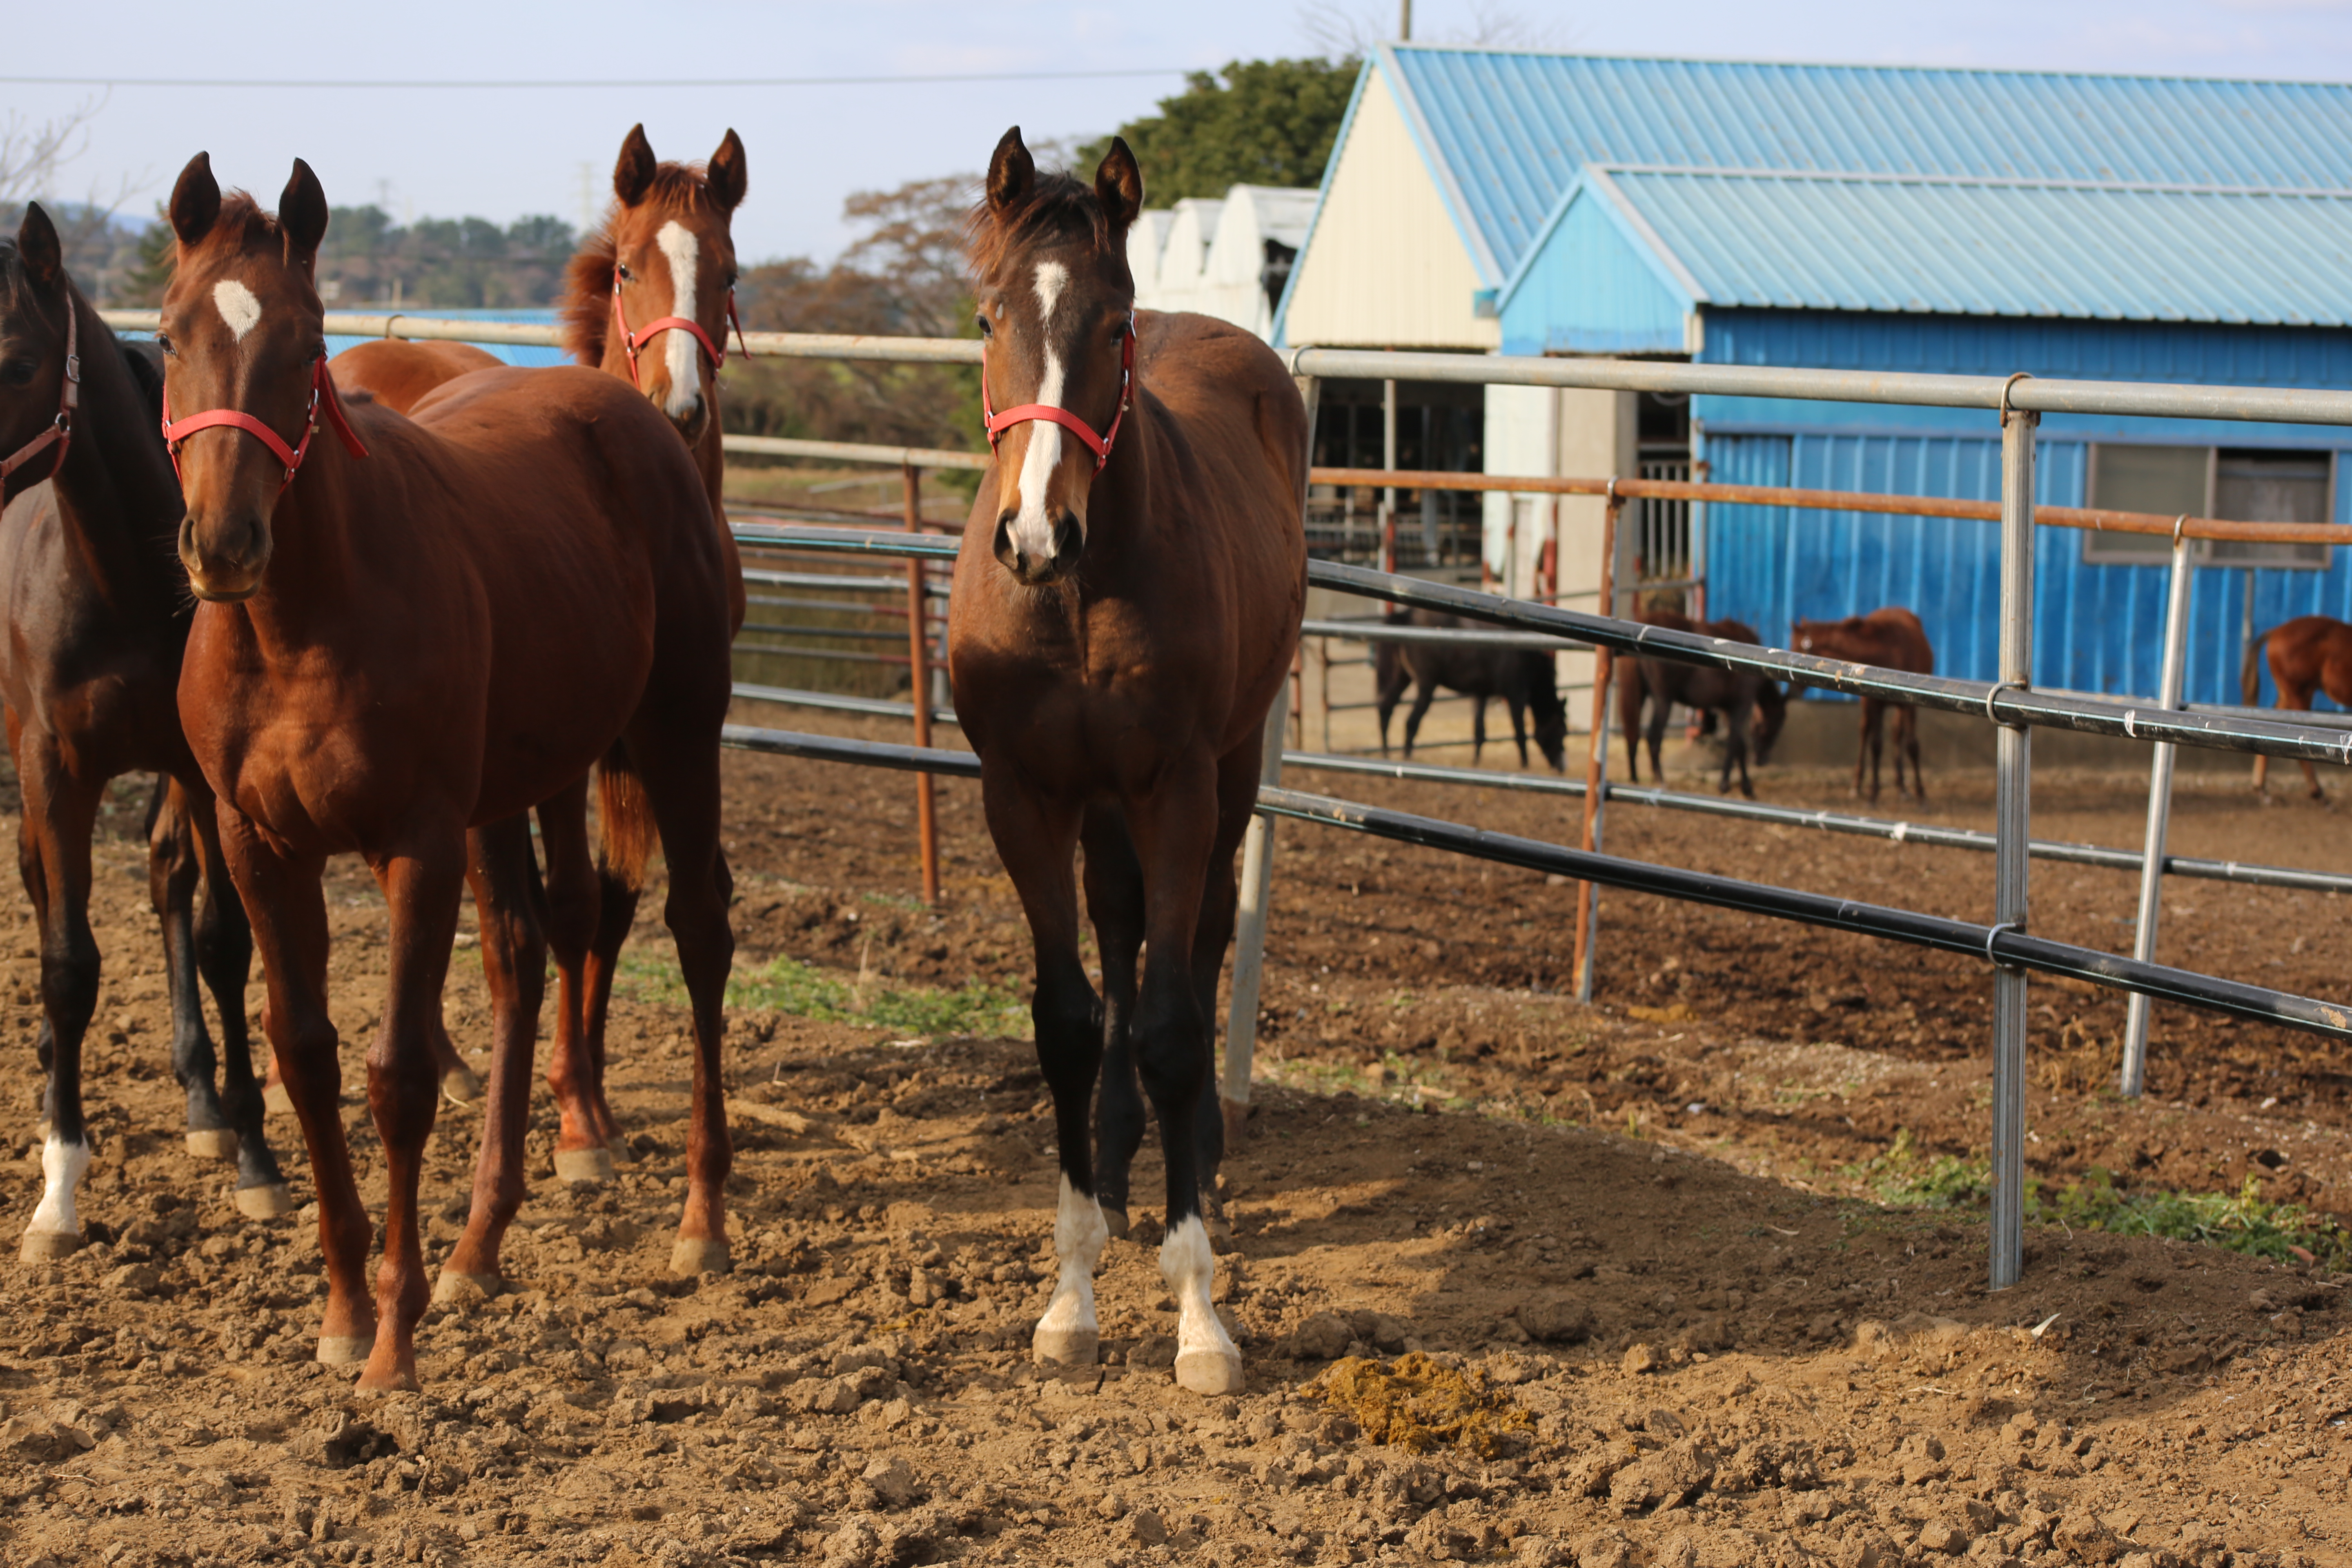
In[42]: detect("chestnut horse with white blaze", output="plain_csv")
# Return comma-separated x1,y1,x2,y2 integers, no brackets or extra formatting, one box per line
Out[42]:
331,127,748,1294
160,153,734,1390
2244,615,2352,800
949,130,1307,1396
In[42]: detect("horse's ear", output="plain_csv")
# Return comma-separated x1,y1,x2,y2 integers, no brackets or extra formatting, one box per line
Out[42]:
17,202,63,288
279,158,330,262
615,124,658,208
1094,136,1144,231
706,129,747,215
169,152,221,247
987,127,1034,215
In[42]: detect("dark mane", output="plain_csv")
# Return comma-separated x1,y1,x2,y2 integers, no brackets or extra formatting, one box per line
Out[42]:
561,163,719,368
964,169,1119,281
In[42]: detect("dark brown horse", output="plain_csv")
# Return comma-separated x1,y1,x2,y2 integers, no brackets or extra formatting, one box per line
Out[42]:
1616,608,1786,796
1792,607,1935,802
947,130,1306,1396
2244,615,2352,799
1372,610,1567,771
334,124,749,1202
0,204,288,1260
160,154,733,1390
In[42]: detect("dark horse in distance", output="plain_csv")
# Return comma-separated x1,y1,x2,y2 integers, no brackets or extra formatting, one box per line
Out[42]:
1374,609,1567,771
1616,607,1786,797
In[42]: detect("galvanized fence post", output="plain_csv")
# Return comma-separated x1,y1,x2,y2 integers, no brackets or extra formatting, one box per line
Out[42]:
1571,490,1623,1003
1221,374,1321,1143
1990,392,2037,1292
902,461,940,905
2121,529,2196,1096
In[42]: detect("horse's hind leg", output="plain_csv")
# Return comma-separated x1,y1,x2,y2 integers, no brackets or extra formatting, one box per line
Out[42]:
1125,751,1243,1394
982,767,1104,1367
147,775,233,1160
439,815,551,1303
1082,804,1146,1241
1402,679,1437,759
1902,706,1927,801
183,775,290,1216
1183,739,1262,1245
534,777,613,1186
16,738,102,1261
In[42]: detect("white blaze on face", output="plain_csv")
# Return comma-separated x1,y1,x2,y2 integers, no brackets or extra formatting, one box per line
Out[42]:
212,278,263,343
655,220,702,421
1008,261,1073,564
26,1134,89,1241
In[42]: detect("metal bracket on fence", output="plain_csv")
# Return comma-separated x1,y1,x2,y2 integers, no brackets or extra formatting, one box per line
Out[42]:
2173,514,2189,549
380,314,403,340
1984,680,2027,727
1998,372,2034,424
1984,921,2021,969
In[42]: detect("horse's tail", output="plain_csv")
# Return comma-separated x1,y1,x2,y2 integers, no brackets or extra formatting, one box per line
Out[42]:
2243,624,2277,706
596,742,659,893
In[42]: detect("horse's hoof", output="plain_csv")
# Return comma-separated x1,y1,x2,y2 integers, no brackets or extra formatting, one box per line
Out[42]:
432,1270,501,1307
553,1147,616,1185
262,1083,294,1118
316,1334,373,1366
1033,1324,1100,1367
19,1228,80,1263
185,1128,239,1161
233,1182,296,1220
1174,1347,1246,1396
670,1236,731,1278
1100,1207,1130,1241
440,1064,483,1105
354,1364,421,1395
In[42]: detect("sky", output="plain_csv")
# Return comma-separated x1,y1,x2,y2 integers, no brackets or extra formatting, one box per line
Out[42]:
12,0,2352,266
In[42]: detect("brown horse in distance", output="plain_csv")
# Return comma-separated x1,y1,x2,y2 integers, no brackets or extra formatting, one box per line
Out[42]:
332,124,748,1214
2244,615,2352,799
1616,608,1786,797
0,205,289,1259
1792,608,1936,802
161,153,734,1390
948,130,1307,1395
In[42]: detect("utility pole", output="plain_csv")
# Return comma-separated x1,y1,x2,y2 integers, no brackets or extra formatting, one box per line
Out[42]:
1399,0,1412,40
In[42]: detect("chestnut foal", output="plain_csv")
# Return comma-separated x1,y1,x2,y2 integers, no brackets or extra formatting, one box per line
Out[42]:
0,204,288,1257
160,154,733,1389
949,131,1307,1394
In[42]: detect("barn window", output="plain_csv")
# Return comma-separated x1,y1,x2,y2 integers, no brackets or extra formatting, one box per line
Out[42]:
2084,444,2333,569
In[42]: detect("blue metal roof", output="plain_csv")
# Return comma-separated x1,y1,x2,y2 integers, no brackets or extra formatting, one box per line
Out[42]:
1592,169,2352,324
1385,46,2352,287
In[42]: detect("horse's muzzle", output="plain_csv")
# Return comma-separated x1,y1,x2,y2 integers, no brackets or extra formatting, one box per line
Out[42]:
178,512,270,602
995,509,1084,586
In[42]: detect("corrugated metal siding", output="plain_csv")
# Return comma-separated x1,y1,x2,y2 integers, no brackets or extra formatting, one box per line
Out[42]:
1497,186,1688,355
1705,431,2352,708
1387,47,2352,282
1702,307,2352,385
1611,172,2352,325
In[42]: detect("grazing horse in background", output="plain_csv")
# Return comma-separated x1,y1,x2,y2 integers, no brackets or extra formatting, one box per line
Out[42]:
333,124,748,1226
1792,608,1936,803
160,153,733,1390
0,204,288,1261
948,129,1307,1396
1616,608,1786,797
1372,610,1567,771
2243,615,2352,800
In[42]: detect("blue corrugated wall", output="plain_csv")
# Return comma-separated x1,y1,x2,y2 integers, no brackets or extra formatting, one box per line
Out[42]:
1696,308,2352,710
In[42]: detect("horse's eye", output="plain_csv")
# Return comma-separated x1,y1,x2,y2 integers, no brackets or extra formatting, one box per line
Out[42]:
974,313,993,340
617,263,635,283
154,332,175,357
0,359,35,388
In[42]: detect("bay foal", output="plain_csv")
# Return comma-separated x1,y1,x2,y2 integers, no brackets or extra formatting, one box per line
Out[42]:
1793,608,1935,802
160,154,733,1388
0,204,287,1259
949,131,1307,1395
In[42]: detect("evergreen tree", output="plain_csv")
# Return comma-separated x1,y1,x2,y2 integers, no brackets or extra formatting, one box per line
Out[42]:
1076,57,1359,202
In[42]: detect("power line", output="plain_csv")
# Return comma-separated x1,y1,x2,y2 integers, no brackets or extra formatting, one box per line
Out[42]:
0,67,1189,90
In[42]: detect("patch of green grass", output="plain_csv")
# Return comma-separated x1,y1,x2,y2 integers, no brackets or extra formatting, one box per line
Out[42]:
619,950,1028,1039
1846,1129,2352,1269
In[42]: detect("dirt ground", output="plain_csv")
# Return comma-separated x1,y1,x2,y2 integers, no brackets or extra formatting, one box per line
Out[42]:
6,715,2352,1568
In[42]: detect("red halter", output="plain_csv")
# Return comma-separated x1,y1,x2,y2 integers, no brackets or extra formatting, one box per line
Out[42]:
0,298,78,490
160,354,370,493
610,268,751,389
982,313,1136,473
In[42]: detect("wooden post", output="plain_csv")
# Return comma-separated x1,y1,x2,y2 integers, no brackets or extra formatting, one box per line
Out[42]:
903,461,940,906
1570,494,1621,1002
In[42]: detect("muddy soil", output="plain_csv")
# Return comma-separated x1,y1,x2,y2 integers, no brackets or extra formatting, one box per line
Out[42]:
3,722,2352,1567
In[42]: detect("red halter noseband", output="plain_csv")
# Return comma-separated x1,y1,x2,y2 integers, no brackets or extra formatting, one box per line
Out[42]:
982,313,1135,473
0,298,78,490
161,353,370,493
610,268,751,389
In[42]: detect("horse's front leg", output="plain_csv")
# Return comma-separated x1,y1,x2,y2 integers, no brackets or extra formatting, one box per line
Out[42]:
145,776,232,1161
216,808,373,1368
532,777,617,1183
1124,751,1242,1395
1082,804,1146,1240
1503,690,1530,769
359,829,468,1391
439,815,549,1303
1402,679,1437,759
980,766,1102,1366
182,773,290,1216
14,736,101,1262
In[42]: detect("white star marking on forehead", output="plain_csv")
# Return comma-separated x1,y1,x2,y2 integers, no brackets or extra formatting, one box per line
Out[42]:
212,278,262,342
1034,261,1068,323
